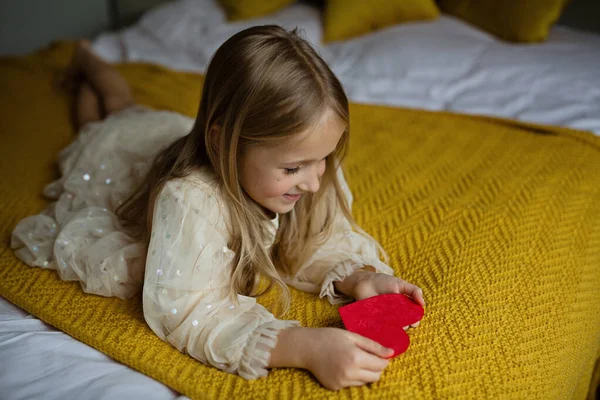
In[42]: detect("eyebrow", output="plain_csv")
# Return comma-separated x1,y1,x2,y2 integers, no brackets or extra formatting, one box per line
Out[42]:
283,151,334,166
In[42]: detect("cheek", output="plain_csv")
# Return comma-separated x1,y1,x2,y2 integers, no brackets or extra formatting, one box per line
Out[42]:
240,151,295,199
262,176,292,197
318,160,326,177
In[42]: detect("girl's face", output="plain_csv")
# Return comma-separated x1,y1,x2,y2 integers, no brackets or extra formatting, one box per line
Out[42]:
239,107,346,216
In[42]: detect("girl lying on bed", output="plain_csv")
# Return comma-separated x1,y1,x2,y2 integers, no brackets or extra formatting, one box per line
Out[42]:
11,25,425,391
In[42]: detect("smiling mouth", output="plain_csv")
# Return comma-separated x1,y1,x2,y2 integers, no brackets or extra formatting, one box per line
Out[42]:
283,193,302,200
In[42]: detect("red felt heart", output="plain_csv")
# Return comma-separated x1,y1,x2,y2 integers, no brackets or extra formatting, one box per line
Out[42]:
338,294,424,358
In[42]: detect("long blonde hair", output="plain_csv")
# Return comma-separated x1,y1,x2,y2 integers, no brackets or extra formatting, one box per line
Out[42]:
117,25,387,313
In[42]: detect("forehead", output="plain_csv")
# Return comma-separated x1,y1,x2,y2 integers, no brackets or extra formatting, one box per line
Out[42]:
276,108,346,160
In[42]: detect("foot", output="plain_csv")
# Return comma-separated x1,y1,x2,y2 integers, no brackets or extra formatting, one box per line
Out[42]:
56,39,92,94
75,82,102,130
62,39,136,116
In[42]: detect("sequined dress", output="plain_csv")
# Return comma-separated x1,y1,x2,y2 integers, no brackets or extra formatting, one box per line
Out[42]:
11,106,394,379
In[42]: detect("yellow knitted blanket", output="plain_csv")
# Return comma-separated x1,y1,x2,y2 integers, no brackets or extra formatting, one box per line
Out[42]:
1,42,599,400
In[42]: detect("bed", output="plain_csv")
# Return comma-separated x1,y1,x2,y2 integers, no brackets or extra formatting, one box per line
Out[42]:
91,0,600,135
1,1,599,399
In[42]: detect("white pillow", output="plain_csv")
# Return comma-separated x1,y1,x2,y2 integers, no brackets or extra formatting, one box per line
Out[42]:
123,0,322,71
195,1,323,66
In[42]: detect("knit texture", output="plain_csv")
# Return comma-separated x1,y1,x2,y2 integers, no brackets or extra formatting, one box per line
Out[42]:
1,42,599,400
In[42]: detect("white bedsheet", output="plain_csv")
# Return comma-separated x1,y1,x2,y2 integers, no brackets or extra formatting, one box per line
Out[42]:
2,1,600,399
0,297,186,400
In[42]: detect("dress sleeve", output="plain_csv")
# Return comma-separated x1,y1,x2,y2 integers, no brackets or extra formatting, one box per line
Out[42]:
285,168,395,305
143,179,300,380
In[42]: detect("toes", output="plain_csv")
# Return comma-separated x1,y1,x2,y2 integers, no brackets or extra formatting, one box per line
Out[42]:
55,70,81,93
78,38,92,49
103,94,135,115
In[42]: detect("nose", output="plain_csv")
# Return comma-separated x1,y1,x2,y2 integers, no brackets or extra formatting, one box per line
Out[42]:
298,165,322,193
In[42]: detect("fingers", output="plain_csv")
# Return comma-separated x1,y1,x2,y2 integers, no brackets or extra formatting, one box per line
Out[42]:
397,279,426,307
396,279,425,328
352,333,394,358
343,358,387,388
360,351,391,372
345,364,386,387
355,369,383,384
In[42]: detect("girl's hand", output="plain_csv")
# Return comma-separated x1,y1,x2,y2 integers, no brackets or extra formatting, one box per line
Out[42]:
300,327,393,391
342,269,426,329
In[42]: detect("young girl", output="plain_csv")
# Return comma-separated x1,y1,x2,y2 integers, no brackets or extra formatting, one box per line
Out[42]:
11,25,425,391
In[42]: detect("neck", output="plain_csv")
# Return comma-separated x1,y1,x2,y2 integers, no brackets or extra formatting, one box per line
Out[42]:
264,208,277,220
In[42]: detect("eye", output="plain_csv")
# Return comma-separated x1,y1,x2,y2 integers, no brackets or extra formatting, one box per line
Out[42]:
285,166,301,175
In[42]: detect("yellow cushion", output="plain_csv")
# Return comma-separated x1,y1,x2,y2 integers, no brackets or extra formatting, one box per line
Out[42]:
439,0,571,43
323,0,440,42
1,41,600,399
218,0,295,21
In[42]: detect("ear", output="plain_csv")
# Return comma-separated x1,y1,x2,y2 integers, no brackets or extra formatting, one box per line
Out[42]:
206,123,221,154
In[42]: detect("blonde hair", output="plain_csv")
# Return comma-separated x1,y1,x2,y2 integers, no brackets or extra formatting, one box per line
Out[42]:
117,25,387,314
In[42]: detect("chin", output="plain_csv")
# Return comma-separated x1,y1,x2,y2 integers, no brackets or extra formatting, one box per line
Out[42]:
270,205,295,214
265,201,295,215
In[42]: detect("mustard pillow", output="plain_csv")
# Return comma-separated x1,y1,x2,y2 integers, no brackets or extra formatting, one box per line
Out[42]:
323,0,440,42
218,0,295,21
439,0,571,43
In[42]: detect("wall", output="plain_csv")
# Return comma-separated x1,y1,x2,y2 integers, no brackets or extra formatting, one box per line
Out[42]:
0,0,168,56
0,0,110,55
559,0,600,34
0,0,598,56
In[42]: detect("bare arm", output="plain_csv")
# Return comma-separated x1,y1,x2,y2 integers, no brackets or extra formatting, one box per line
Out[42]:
267,267,377,369
267,325,392,391
333,267,376,298
267,326,309,368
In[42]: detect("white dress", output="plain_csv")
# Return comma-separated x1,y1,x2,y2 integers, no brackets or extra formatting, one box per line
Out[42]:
11,106,394,380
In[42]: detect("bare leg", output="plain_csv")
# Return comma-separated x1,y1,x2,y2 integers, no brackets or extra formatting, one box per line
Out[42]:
75,82,102,130
67,40,136,116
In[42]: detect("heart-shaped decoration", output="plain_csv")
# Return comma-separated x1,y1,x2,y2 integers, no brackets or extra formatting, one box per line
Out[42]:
338,294,424,358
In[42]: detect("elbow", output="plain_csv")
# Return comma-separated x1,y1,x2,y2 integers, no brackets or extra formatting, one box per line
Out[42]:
142,287,169,341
